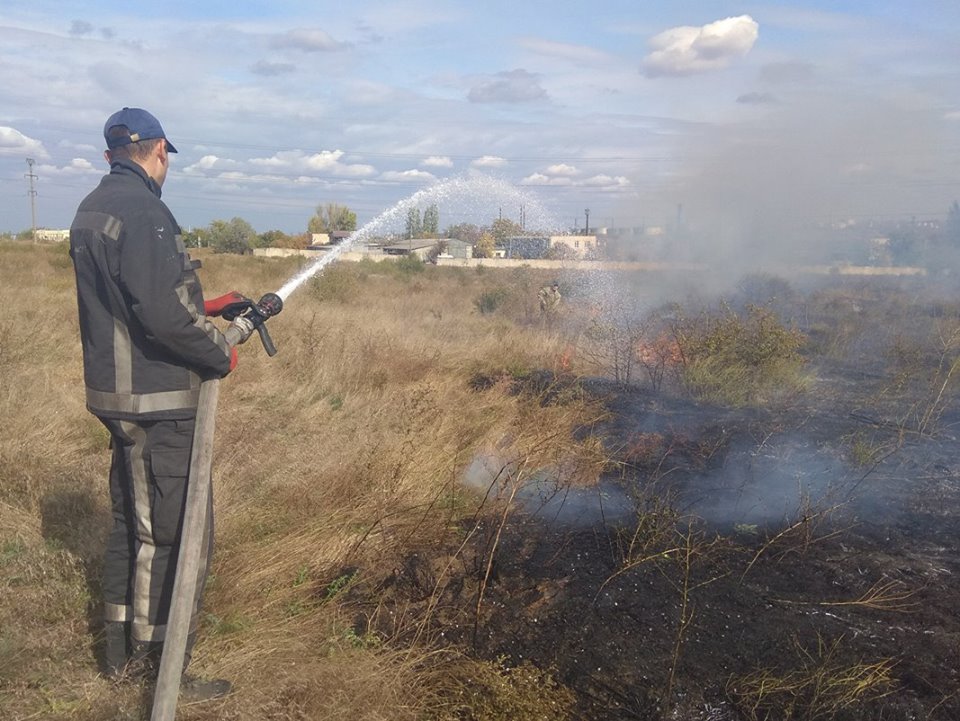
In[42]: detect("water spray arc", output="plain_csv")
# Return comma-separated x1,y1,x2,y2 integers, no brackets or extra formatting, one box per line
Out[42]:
275,174,560,302
154,174,555,719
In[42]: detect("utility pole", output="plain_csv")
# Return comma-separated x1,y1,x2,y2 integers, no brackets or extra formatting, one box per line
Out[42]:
25,158,38,243
584,208,590,236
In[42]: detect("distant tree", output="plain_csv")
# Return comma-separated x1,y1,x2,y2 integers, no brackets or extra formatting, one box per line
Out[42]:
422,204,440,237
15,229,33,241
490,217,522,244
254,229,290,249
475,231,496,258
445,223,481,244
207,217,256,254
308,203,357,234
406,207,422,239
275,232,310,249
181,228,202,248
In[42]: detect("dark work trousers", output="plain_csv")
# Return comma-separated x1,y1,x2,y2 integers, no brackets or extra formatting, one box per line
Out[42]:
99,416,213,652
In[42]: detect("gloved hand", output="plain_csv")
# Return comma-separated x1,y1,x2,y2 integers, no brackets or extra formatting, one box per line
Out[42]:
223,315,255,346
205,291,248,318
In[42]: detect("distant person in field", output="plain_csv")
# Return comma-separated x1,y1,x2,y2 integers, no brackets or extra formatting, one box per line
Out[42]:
539,280,562,314
69,108,254,700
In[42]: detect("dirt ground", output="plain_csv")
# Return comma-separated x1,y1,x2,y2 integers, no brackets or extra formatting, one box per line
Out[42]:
364,354,960,720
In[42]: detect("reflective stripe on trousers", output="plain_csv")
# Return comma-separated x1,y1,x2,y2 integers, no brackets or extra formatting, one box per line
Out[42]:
98,416,213,644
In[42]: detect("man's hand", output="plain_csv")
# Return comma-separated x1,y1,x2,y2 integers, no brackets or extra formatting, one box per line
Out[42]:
205,291,248,318
224,315,255,346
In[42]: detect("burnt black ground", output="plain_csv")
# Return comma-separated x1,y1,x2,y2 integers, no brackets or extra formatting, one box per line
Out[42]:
360,277,960,720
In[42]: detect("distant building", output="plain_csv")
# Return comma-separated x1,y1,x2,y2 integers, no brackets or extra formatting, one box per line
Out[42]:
382,239,438,259
504,236,550,259
36,228,70,242
436,238,473,260
549,235,596,257
309,230,352,247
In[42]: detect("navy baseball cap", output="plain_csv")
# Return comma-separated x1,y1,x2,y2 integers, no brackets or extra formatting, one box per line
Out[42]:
103,107,178,153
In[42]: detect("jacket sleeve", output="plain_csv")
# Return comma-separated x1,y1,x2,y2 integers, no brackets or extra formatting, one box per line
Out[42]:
118,209,232,376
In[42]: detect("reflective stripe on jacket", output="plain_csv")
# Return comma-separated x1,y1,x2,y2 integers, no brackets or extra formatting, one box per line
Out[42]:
70,160,232,420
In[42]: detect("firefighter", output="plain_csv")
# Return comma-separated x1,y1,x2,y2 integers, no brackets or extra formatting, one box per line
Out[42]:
539,280,562,314
69,108,253,700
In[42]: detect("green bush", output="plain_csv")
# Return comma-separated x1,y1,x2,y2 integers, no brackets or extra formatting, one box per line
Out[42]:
675,304,808,406
474,287,509,314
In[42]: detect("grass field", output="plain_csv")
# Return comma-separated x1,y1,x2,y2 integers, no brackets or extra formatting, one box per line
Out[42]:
6,242,960,721
0,242,599,720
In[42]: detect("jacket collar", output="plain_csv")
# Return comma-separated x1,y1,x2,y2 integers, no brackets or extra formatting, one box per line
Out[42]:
109,158,163,199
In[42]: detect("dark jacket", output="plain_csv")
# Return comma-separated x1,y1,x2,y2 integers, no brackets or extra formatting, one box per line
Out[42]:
70,160,231,420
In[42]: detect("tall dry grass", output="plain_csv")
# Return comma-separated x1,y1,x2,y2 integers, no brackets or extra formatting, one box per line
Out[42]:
0,243,599,720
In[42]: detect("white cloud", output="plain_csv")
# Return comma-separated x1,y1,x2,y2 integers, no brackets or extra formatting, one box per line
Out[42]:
248,149,376,178
379,169,436,183
0,126,48,159
422,156,454,168
545,163,578,176
37,158,100,176
471,155,507,168
642,15,759,77
185,155,228,172
583,174,630,188
520,173,572,186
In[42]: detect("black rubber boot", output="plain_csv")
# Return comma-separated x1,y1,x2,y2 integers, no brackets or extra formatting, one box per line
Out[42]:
177,631,232,701
103,621,129,679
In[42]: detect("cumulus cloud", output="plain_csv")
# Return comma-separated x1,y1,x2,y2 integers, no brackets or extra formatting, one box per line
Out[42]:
379,169,437,183
520,173,572,186
545,163,578,176
183,155,240,173
471,155,507,168
249,149,375,178
583,174,630,188
468,69,548,103
251,60,296,76
642,15,759,77
0,127,48,158
422,156,453,168
272,28,345,52
520,172,629,189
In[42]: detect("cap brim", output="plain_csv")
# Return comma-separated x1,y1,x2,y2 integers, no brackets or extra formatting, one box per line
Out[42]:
165,139,178,153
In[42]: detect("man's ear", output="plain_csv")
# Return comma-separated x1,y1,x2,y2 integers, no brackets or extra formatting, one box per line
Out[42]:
103,150,112,164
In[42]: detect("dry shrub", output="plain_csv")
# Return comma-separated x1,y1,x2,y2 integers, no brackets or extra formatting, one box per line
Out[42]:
428,656,576,721
672,304,808,406
726,635,896,721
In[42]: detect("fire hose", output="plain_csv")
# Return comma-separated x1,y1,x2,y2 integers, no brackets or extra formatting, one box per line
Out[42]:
151,293,282,721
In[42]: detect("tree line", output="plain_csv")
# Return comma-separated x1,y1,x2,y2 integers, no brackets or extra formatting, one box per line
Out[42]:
184,201,552,257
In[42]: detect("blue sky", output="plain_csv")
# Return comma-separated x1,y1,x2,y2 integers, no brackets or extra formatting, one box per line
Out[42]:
1,1,959,237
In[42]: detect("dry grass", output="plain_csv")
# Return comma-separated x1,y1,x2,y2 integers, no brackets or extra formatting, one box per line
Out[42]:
0,242,593,720
726,634,897,721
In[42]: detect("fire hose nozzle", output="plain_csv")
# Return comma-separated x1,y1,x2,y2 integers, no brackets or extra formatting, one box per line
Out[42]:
250,293,283,356
255,292,283,319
